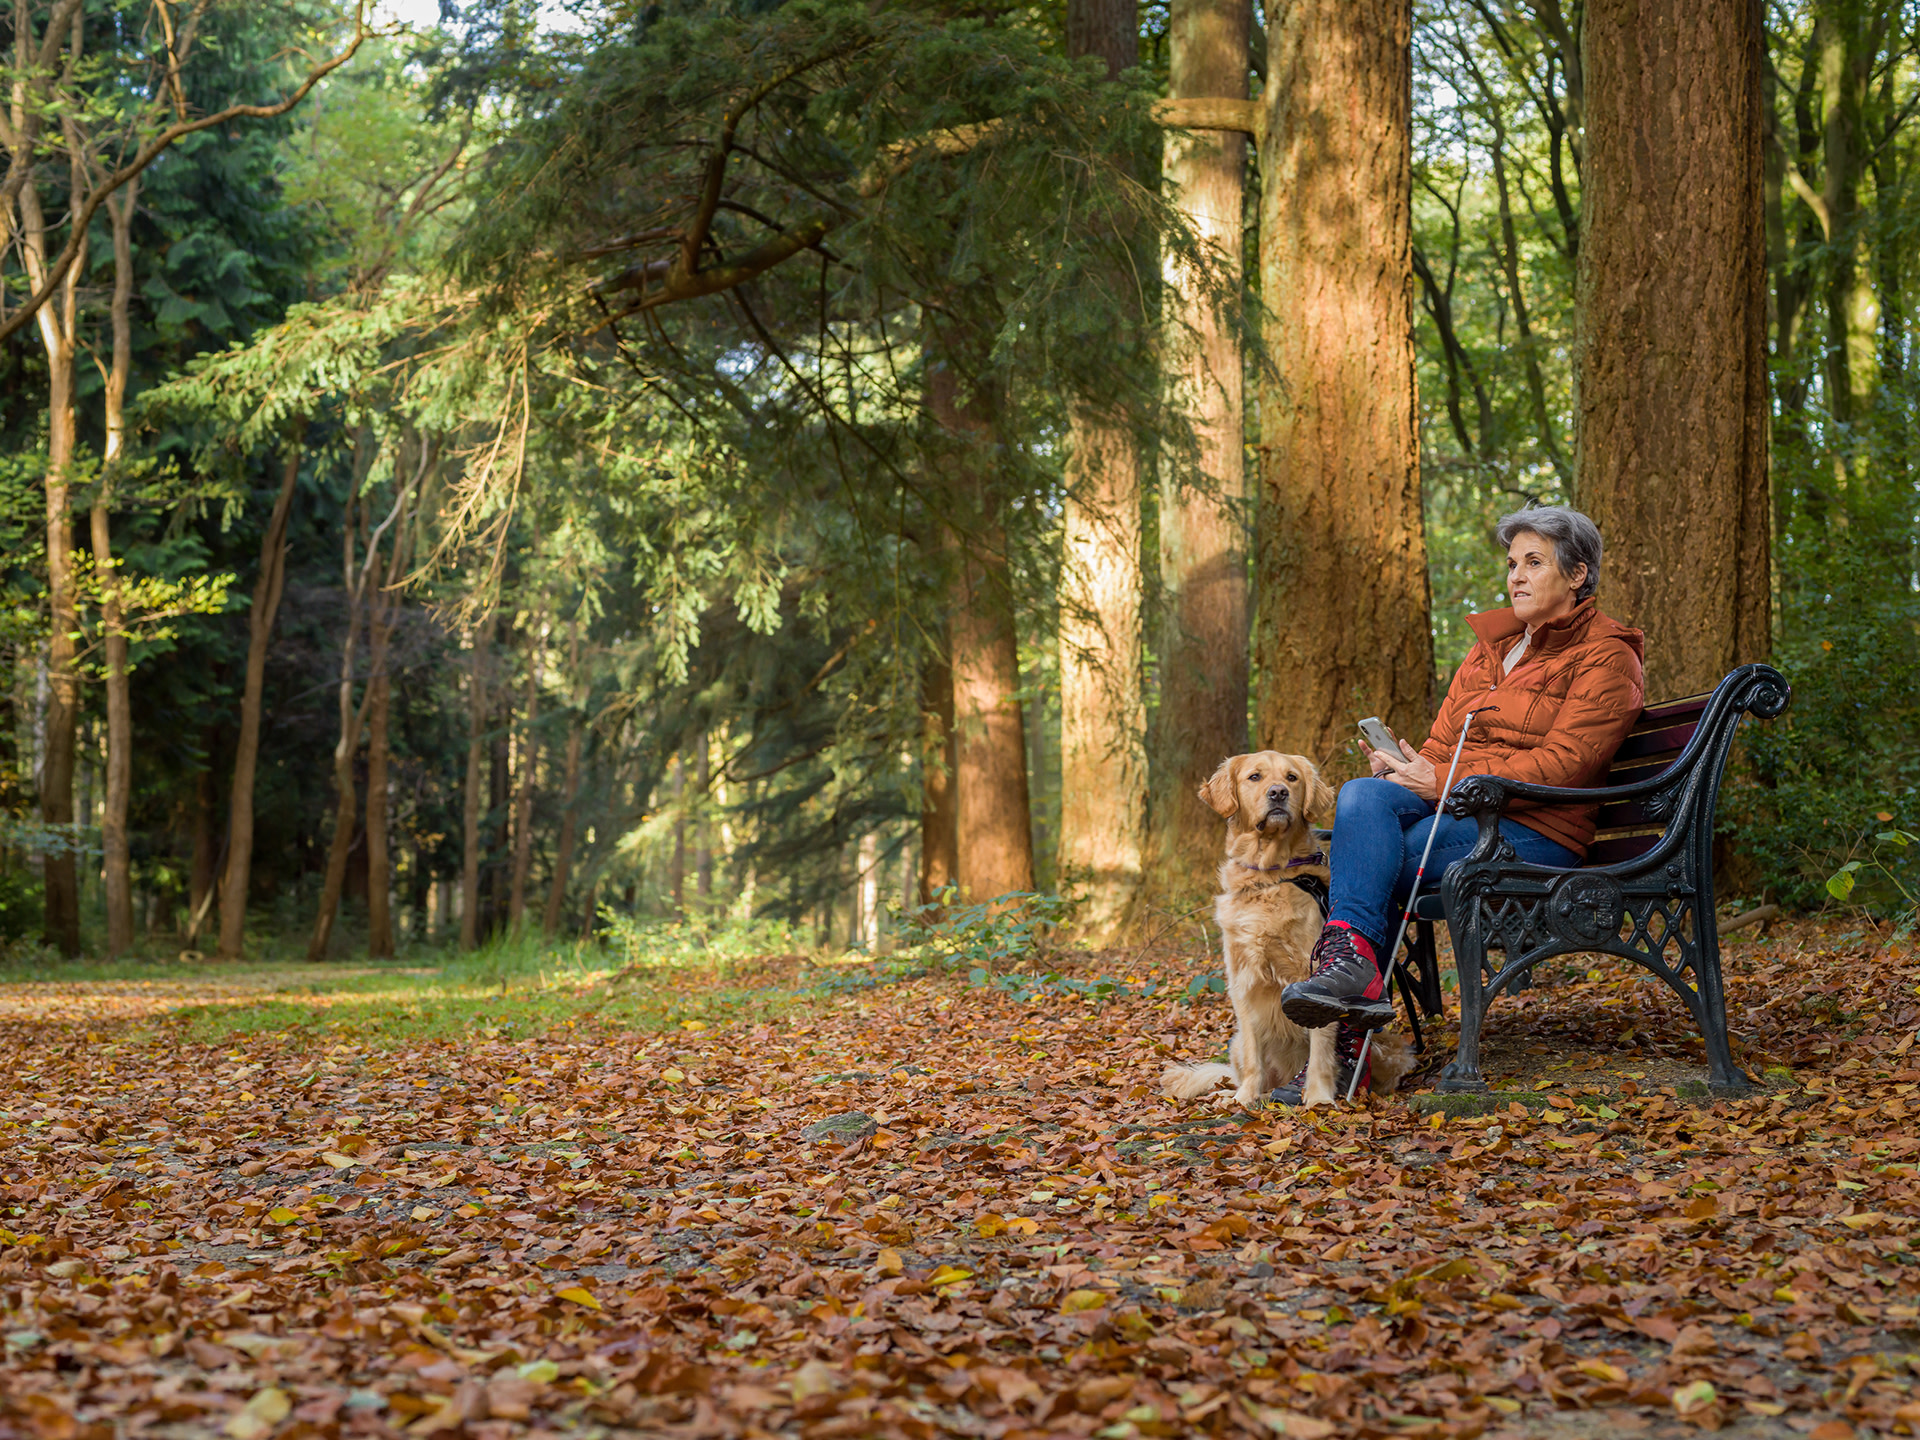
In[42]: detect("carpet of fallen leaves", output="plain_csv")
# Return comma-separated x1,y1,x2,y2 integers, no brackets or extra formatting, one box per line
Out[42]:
1,921,1918,1440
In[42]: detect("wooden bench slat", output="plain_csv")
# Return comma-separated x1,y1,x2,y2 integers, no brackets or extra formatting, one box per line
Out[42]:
1584,833,1662,866
1636,691,1714,725
1611,721,1700,761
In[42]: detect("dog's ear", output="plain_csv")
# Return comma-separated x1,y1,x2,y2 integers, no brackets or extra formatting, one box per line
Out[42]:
1299,759,1336,825
1198,757,1239,818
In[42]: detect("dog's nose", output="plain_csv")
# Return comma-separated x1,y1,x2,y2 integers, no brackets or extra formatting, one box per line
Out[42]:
1266,785,1289,803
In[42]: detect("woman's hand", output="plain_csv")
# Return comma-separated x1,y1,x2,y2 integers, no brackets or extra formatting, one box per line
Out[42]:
1376,739,1439,801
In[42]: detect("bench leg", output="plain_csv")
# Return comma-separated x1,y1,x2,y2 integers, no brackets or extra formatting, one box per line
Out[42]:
1437,925,1491,1093
1694,939,1757,1096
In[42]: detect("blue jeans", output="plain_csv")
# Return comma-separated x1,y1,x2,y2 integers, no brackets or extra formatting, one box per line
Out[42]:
1327,777,1580,955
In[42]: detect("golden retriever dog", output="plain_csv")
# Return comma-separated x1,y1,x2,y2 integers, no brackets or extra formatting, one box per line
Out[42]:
1163,751,1415,1109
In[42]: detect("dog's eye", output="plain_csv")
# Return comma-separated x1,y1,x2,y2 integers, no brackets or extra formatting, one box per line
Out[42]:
1246,772,1261,783
1287,771,1297,781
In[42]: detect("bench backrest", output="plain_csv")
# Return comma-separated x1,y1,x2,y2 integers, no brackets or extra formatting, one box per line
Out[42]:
1583,691,1713,867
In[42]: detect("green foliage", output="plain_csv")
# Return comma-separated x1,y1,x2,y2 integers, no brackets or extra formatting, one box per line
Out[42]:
895,887,1071,971
1827,830,1919,935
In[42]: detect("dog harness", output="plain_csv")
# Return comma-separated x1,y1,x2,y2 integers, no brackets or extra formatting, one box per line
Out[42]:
1237,851,1330,918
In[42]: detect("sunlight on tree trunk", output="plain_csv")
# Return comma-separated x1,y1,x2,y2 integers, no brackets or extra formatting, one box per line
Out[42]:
1058,0,1145,943
1152,0,1251,899
218,434,304,961
1577,0,1771,698
1255,0,1432,767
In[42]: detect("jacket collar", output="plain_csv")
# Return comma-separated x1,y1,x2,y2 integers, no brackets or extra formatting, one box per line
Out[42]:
1466,597,1599,655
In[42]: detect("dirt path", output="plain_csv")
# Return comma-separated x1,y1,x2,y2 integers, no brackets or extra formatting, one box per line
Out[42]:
0,924,1913,1439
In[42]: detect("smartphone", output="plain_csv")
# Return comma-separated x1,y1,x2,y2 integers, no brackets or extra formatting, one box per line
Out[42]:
1358,716,1400,754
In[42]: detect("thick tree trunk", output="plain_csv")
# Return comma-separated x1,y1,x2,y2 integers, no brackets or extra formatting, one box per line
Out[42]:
92,183,138,958
507,629,540,931
218,435,304,960
543,718,583,936
917,651,959,904
1152,0,1251,897
1255,0,1432,766
1059,419,1144,940
1576,0,1770,700
460,618,491,951
1057,0,1145,942
928,361,1035,901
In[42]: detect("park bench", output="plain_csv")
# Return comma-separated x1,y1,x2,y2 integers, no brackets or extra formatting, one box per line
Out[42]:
1383,662,1792,1097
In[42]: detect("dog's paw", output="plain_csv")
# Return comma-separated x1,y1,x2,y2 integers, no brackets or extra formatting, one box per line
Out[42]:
1232,1083,1265,1112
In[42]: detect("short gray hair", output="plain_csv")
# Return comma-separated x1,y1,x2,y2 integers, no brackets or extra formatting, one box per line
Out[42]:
1495,505,1602,602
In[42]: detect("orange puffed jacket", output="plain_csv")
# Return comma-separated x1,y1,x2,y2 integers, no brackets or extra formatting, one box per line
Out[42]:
1418,599,1646,856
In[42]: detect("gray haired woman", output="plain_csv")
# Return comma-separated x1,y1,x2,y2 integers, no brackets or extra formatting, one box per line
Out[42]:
1271,505,1646,1102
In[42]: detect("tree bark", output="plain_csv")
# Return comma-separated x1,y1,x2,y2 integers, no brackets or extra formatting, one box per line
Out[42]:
19,155,85,956
307,465,370,963
460,616,491,950
1255,0,1432,767
694,736,713,909
928,360,1035,901
542,623,585,937
668,752,686,914
218,433,304,960
1058,0,1145,942
190,746,216,925
917,650,958,903
1576,0,1771,700
91,182,138,957
363,471,415,960
1151,0,1251,898
507,626,541,931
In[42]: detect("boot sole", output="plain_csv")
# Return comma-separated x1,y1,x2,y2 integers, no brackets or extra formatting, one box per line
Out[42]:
1280,986,1396,1031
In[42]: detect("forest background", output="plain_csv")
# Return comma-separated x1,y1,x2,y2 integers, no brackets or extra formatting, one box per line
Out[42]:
0,0,1912,966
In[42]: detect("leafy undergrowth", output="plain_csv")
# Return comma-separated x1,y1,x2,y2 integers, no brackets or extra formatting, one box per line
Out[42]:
0,921,1916,1440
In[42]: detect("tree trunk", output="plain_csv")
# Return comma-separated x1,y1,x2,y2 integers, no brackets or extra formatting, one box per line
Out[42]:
307,470,369,963
91,182,138,958
363,491,413,960
487,683,510,933
928,361,1035,901
189,746,217,924
668,752,686,914
507,627,541,931
1057,0,1144,942
1151,0,1251,899
218,434,304,959
543,718,583,936
1255,0,1432,766
917,650,959,904
1576,0,1771,699
695,736,713,909
19,183,83,955
460,617,491,950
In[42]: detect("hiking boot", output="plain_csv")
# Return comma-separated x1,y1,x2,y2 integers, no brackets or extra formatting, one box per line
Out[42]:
1268,1022,1374,1106
1281,921,1396,1031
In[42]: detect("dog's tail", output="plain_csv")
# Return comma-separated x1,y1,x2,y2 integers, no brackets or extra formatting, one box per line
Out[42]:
1162,1061,1235,1101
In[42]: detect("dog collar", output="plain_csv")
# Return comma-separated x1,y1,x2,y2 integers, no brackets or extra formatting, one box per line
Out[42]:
1238,851,1326,873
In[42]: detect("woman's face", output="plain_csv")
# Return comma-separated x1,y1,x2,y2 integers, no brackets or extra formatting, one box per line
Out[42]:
1506,530,1586,628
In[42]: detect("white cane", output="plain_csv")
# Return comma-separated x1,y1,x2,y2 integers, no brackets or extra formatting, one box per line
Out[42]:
1345,704,1502,1102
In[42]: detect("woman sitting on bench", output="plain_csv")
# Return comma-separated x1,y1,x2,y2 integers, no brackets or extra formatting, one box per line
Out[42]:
1277,505,1645,1101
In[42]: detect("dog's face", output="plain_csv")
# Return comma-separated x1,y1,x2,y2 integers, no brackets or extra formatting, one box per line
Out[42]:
1198,751,1333,835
